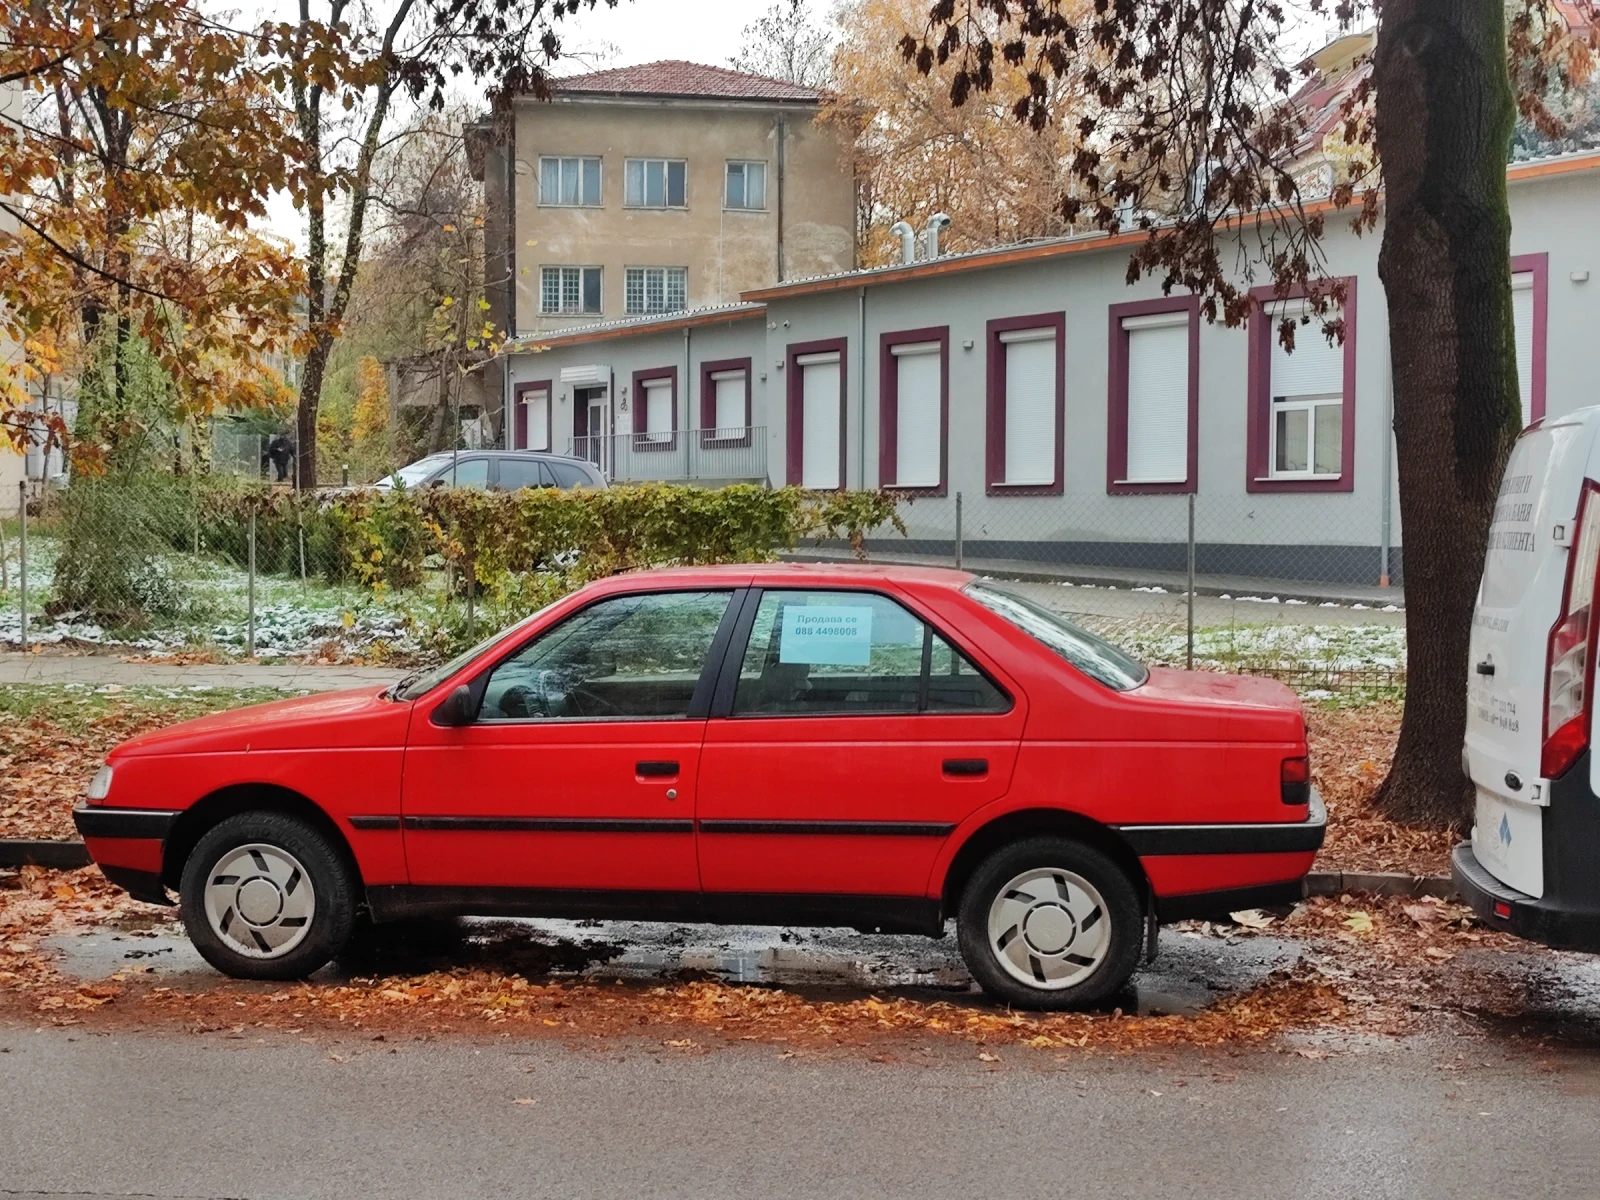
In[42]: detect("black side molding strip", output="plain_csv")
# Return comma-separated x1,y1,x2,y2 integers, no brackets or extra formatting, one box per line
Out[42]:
72,803,179,841
403,815,694,834
1116,790,1327,857
349,815,401,831
698,819,957,837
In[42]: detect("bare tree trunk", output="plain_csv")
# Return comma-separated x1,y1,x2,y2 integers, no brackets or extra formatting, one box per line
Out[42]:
1373,0,1521,828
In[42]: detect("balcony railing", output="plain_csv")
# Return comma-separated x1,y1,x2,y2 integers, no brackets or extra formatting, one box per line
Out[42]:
570,426,767,484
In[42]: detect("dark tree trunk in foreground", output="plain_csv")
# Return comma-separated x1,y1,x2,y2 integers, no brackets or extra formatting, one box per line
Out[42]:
1374,0,1522,828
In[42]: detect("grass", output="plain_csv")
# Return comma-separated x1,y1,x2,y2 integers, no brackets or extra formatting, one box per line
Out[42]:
0,683,305,733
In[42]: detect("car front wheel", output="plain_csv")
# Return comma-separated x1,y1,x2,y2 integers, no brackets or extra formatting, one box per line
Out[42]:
179,812,357,981
957,837,1143,1010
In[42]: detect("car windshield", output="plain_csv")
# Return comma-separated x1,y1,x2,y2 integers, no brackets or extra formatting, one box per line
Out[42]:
389,603,559,701
378,455,451,488
964,581,1148,691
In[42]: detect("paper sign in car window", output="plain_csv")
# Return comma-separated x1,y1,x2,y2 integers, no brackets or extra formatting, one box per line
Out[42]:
779,605,874,665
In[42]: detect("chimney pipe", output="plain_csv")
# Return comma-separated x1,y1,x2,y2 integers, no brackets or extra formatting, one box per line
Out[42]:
923,212,952,260
889,220,916,265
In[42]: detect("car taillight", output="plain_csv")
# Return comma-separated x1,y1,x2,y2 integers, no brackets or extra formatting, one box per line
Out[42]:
1543,483,1600,778
1281,755,1310,805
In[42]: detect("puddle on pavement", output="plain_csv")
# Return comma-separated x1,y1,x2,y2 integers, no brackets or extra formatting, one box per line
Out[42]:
47,917,1305,1016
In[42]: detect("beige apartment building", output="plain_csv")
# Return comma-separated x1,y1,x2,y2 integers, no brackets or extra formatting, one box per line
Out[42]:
478,61,856,341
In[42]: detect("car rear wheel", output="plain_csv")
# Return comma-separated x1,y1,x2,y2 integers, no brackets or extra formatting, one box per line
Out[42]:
179,812,357,981
957,837,1142,1010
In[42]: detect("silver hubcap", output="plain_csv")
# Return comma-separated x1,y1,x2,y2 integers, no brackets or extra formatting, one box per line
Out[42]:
203,843,316,959
986,867,1110,991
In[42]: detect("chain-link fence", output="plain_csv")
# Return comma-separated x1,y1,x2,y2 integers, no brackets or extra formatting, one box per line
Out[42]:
814,488,1406,700
0,472,1406,699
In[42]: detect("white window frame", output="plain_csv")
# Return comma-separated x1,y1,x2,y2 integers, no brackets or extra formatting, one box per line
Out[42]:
724,160,767,210
624,158,687,209
539,265,603,316
538,156,602,207
1268,393,1343,480
624,266,688,315
1265,301,1344,481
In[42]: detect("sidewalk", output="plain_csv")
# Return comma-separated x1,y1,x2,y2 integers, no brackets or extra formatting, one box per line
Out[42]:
0,653,401,692
783,548,1405,608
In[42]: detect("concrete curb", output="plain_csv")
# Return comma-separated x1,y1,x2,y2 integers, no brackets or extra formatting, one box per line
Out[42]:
1304,870,1457,900
0,839,92,869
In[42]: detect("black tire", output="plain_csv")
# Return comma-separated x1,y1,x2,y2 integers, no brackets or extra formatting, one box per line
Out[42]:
179,811,357,981
956,837,1143,1011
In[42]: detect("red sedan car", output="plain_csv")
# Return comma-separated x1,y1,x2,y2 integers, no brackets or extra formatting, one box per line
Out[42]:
75,564,1323,1009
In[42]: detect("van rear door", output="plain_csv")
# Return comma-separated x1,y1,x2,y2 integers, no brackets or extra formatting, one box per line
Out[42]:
1466,412,1600,897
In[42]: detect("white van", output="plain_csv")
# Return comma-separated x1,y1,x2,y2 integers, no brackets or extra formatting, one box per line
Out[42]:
1455,407,1600,948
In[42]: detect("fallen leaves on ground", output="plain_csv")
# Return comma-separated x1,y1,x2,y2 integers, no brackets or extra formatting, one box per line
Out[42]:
1308,703,1456,876
0,686,296,840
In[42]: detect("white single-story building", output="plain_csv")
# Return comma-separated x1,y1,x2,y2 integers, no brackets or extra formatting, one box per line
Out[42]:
492,150,1600,585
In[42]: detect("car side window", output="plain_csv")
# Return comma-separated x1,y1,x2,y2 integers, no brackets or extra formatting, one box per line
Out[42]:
479,590,731,721
498,458,551,491
546,461,593,488
731,590,1007,717
434,457,489,489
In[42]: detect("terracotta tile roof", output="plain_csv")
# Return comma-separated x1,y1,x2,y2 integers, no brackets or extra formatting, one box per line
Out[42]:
552,60,824,103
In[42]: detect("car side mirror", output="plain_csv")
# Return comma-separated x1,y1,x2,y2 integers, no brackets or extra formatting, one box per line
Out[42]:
431,684,478,727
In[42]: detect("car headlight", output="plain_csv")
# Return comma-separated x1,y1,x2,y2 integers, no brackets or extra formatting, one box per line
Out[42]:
87,764,114,802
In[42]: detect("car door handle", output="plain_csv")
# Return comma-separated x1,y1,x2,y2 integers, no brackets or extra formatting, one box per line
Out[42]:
1475,659,1495,677
636,761,679,778
942,758,988,777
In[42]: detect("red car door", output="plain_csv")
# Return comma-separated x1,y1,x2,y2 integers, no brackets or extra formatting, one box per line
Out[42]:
695,587,1025,899
401,589,737,892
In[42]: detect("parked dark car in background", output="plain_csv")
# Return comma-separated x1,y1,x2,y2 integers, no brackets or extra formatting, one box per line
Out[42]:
372,451,607,492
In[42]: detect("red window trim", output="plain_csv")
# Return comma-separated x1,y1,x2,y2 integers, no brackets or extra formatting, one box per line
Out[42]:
985,312,1065,496
786,336,849,489
698,356,754,449
631,366,678,452
1245,276,1357,494
513,379,553,452
1511,252,1548,426
1106,297,1199,495
878,325,949,496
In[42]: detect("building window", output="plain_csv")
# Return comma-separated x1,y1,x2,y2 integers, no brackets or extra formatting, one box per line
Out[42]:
786,338,847,489
540,266,602,315
699,357,753,446
1107,298,1198,494
1245,278,1356,494
631,368,677,450
985,314,1064,495
724,160,767,210
624,266,687,315
1511,252,1548,427
624,158,687,208
538,156,601,206
878,327,947,494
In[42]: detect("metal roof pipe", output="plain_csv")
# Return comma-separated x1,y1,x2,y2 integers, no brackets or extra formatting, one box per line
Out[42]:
889,220,916,265
923,212,952,260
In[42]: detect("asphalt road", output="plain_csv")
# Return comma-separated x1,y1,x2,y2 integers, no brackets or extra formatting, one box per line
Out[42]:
1,1025,1597,1200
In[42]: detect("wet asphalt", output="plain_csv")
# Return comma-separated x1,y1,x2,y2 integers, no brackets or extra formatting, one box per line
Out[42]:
2,1022,1598,1199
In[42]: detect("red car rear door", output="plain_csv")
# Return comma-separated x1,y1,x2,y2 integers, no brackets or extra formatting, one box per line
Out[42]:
695,587,1025,899
401,588,739,892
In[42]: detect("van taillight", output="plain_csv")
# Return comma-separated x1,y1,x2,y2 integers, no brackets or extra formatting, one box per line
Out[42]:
1543,483,1600,778
1281,756,1310,805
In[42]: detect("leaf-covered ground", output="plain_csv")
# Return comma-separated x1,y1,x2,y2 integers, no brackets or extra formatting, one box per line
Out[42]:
0,864,1575,1058
0,685,305,839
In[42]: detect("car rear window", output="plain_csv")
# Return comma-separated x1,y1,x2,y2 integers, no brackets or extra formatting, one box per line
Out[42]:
964,582,1148,691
